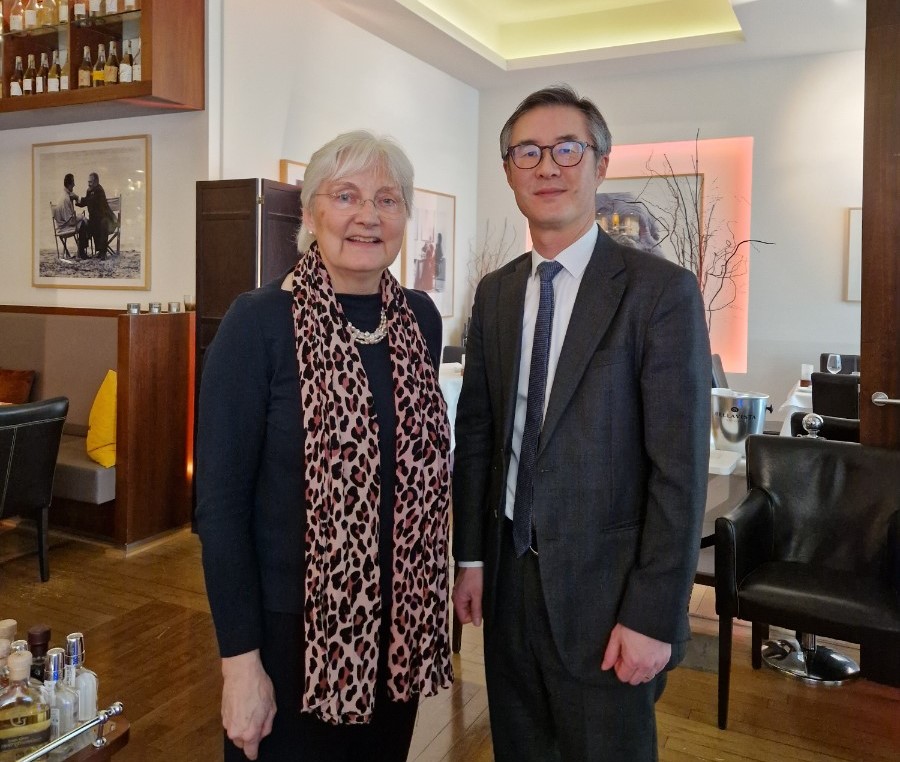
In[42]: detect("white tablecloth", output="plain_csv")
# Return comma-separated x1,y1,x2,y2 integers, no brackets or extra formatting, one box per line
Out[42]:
439,362,463,452
777,381,813,436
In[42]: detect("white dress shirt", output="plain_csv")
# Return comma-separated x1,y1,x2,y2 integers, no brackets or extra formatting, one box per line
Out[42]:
503,225,597,519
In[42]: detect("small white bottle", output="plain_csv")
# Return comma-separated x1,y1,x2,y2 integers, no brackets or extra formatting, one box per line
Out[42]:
64,633,98,723
43,648,78,759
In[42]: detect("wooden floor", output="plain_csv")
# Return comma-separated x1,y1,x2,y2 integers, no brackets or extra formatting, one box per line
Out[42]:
2,523,898,761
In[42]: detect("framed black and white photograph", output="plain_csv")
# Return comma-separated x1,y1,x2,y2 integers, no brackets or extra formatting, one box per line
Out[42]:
403,188,455,317
33,135,150,290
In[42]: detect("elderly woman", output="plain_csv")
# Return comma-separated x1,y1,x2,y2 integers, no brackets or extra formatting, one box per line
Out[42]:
196,131,453,761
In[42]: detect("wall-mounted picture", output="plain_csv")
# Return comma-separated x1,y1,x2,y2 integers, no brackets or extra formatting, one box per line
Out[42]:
279,159,306,186
33,135,150,290
404,188,455,317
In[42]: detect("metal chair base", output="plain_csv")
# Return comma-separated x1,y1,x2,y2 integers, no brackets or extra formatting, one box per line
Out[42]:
761,635,860,685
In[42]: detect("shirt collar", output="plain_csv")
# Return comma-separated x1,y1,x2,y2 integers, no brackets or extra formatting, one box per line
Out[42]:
530,224,598,280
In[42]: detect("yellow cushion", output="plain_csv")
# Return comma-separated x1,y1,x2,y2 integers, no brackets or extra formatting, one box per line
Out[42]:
86,370,117,468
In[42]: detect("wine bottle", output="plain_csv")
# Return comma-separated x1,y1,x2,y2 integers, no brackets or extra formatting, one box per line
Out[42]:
119,39,133,83
35,52,50,95
24,0,40,29
73,1,87,20
10,57,25,97
92,43,106,86
59,49,70,90
0,652,52,759
59,0,69,24
124,0,140,10
9,1,26,32
40,0,59,26
106,0,119,14
132,37,141,81
78,45,92,89
48,50,61,92
88,0,103,18
23,54,37,96
104,40,119,84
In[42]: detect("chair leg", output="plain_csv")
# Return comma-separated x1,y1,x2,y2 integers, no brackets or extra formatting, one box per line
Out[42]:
37,505,50,582
751,622,768,669
718,614,733,730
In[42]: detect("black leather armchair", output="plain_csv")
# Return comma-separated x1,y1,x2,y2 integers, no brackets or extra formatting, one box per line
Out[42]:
714,435,900,729
0,397,68,582
811,371,860,419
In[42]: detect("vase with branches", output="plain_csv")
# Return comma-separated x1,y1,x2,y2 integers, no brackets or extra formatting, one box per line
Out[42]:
460,219,518,346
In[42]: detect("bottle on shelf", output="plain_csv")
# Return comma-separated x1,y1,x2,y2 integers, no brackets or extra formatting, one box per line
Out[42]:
0,652,52,758
119,39,133,83
92,43,106,87
40,0,59,26
125,0,141,10
59,49,70,90
9,1,27,32
48,50,61,92
88,0,103,18
43,648,78,757
9,57,25,97
64,633,97,724
35,52,50,94
0,640,10,689
24,0,41,29
78,45,92,89
59,0,69,24
106,0,119,14
26,625,50,681
0,622,15,643
132,37,141,81
23,54,37,96
73,1,87,20
105,40,119,84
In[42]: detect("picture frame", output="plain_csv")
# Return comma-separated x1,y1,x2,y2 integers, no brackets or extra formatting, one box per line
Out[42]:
33,135,151,290
279,159,307,186
846,207,862,302
403,188,455,317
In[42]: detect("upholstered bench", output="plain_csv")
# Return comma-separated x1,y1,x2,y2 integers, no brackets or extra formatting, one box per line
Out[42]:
53,434,116,506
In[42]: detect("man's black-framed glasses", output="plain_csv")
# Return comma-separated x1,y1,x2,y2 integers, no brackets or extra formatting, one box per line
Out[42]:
505,140,597,169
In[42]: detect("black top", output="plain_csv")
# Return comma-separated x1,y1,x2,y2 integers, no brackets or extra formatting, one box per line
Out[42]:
196,277,442,658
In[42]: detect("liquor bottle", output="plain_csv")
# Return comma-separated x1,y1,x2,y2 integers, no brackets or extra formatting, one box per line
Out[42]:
119,39,133,83
78,45,92,88
132,37,141,81
0,651,52,760
43,649,77,757
24,0,40,28
124,0,140,10
9,1,26,32
73,1,87,20
0,640,10,689
23,54,37,96
106,0,119,14
59,0,69,24
104,40,119,84
0,622,15,643
9,57,25,97
48,50,61,92
59,49,70,90
40,0,59,26
35,52,50,94
64,634,97,723
88,0,103,18
26,625,50,682
92,43,106,86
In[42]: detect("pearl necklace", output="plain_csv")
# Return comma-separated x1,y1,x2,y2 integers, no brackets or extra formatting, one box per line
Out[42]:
346,308,388,345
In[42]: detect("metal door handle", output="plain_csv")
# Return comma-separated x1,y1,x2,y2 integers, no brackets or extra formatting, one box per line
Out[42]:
872,392,900,407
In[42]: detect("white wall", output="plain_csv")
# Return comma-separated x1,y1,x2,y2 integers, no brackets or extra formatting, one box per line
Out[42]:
475,51,865,420
218,0,480,342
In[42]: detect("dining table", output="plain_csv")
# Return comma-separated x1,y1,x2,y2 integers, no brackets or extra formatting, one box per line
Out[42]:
777,381,813,436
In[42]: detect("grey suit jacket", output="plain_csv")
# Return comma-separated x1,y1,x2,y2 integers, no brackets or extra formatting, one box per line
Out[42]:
452,226,711,679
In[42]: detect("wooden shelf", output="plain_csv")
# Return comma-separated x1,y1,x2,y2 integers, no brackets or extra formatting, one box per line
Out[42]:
0,0,204,129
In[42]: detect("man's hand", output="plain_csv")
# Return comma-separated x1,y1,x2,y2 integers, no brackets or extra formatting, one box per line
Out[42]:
220,650,277,760
452,566,484,627
600,623,671,685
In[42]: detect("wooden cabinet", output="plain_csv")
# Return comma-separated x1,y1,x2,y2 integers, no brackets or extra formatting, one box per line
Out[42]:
0,0,204,129
194,178,302,421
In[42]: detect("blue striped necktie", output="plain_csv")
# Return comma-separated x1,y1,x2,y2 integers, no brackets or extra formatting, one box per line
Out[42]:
513,259,563,557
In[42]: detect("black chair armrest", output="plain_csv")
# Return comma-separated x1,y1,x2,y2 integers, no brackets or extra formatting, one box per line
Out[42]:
714,488,774,616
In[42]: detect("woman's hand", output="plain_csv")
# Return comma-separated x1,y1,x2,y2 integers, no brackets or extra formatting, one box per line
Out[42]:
221,650,276,760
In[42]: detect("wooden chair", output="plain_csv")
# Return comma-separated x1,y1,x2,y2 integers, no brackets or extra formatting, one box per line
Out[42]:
811,372,859,419
49,203,86,260
0,397,69,582
103,196,122,258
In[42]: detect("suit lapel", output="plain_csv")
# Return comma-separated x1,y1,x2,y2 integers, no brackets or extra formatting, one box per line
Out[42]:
538,233,626,456
497,256,530,445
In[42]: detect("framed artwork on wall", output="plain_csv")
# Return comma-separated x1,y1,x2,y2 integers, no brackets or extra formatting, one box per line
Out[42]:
279,159,307,186
33,135,151,290
403,188,455,317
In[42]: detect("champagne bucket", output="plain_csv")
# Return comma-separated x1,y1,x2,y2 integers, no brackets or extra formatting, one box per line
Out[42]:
711,388,770,453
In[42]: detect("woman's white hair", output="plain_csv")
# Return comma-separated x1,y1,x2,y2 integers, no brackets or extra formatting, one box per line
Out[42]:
297,130,414,253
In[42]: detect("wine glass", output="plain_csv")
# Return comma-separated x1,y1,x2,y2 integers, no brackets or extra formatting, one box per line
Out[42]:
826,354,842,374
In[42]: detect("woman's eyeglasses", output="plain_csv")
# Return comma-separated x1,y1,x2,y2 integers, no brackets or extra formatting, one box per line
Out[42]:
505,140,597,169
315,190,406,217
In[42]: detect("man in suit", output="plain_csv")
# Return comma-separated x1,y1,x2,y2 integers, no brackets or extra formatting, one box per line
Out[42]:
452,85,710,761
76,172,118,260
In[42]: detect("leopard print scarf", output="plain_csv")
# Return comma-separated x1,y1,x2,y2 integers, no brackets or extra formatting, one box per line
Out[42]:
293,245,453,725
